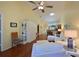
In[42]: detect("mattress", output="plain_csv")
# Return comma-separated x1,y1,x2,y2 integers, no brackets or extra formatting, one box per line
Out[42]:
31,42,70,57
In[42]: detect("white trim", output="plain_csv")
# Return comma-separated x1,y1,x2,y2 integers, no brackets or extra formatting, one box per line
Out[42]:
2,46,12,52
0,12,4,51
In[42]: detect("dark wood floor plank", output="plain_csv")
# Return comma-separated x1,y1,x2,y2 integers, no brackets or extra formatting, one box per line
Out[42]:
0,43,34,57
0,34,47,57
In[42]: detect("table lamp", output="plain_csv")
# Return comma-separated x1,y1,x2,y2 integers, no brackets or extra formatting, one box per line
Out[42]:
64,30,77,49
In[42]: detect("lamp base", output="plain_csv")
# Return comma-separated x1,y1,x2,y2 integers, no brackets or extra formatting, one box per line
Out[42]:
67,37,73,49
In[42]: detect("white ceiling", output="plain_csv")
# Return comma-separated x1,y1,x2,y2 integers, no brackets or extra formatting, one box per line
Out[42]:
27,1,65,22
26,1,79,25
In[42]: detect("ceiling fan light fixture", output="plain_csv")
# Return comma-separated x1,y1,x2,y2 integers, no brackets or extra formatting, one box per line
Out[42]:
50,13,55,16
30,1,53,13
38,6,44,10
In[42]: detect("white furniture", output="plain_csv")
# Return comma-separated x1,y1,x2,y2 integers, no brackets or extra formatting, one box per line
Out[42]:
47,35,64,41
47,35,55,41
47,32,64,41
32,41,70,57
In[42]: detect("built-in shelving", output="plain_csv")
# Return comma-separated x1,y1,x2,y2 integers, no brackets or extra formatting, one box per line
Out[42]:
21,22,27,44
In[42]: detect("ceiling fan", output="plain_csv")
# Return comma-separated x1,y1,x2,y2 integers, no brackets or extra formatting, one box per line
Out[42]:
29,1,53,13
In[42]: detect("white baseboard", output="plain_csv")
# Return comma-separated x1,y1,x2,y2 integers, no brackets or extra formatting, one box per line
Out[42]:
22,41,27,44
1,46,12,52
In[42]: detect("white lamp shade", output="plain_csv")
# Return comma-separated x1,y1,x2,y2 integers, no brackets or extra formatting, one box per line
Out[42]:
64,30,77,38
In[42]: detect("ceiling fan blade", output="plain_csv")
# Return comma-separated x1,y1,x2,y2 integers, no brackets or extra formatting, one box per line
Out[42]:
38,1,44,5
38,1,41,5
29,1,36,5
45,6,53,8
32,7,38,10
41,9,45,13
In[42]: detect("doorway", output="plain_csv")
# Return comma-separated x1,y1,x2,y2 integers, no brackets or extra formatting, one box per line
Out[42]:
36,24,39,40
37,24,39,34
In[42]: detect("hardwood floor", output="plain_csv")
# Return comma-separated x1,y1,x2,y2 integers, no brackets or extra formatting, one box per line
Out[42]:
0,34,47,57
0,41,36,57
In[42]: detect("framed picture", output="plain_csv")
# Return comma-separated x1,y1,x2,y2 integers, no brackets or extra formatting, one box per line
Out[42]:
10,22,17,27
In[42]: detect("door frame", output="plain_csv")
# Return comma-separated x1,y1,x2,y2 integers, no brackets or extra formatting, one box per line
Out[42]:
0,12,3,51
36,24,39,40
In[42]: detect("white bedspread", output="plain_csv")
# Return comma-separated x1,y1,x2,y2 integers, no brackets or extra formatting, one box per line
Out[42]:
31,42,70,57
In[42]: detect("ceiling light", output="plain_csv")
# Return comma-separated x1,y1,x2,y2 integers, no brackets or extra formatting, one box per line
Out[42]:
38,6,44,10
50,13,55,16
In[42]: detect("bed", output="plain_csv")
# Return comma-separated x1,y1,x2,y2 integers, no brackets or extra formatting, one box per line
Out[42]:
47,35,64,41
47,32,65,41
31,41,70,57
